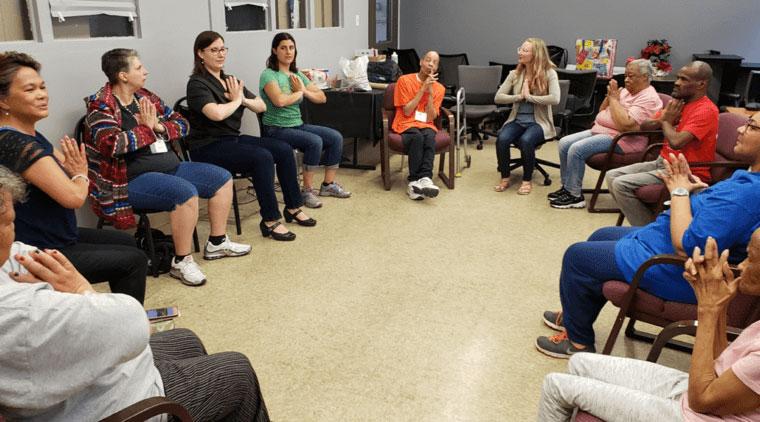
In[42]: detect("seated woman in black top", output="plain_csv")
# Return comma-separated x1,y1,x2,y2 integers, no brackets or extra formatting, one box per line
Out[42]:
185,31,315,241
0,51,147,303
84,49,251,287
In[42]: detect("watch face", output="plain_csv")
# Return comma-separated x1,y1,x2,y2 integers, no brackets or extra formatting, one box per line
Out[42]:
672,187,689,196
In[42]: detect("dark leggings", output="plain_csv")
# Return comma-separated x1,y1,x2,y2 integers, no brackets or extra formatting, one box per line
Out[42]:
151,328,270,422
191,135,303,221
58,227,147,304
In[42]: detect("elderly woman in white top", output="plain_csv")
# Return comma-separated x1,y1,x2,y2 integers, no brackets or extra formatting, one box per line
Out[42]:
548,59,662,209
493,37,560,195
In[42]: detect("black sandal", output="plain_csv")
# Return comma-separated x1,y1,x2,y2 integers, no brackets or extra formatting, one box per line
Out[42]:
259,220,296,241
283,208,317,227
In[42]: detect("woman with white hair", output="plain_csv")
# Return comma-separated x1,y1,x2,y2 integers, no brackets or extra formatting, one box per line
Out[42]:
549,59,662,209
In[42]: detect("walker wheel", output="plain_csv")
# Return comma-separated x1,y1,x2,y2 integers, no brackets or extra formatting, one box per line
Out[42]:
476,143,483,150
543,178,552,186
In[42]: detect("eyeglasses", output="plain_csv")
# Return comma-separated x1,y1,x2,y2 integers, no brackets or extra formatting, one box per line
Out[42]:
744,119,760,132
517,47,532,54
205,47,229,55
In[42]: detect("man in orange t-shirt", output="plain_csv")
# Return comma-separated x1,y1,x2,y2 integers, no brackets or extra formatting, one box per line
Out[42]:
392,51,445,200
606,61,719,226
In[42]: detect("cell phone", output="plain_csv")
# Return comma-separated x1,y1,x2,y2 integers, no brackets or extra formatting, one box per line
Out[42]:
146,306,180,321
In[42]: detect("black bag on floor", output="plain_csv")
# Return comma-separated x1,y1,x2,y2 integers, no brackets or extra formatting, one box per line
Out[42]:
367,59,402,83
135,228,175,274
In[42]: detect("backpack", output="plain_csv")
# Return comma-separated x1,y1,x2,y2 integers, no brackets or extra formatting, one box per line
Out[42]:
135,228,175,274
367,59,402,83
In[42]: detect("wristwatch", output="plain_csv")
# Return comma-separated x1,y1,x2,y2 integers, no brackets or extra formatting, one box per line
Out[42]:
670,187,689,197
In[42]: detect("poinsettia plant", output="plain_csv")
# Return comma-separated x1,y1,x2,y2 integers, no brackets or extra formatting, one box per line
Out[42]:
640,39,672,75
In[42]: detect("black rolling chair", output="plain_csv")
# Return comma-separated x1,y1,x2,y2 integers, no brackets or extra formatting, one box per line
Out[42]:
488,61,518,83
387,48,420,74
505,79,571,186
75,115,200,278
438,53,469,107
556,68,598,130
457,65,502,148
547,45,568,69
173,97,249,236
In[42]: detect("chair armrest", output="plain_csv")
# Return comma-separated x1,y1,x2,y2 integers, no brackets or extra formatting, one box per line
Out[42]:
599,130,664,169
440,107,456,144
646,319,697,362
617,254,687,317
100,397,192,422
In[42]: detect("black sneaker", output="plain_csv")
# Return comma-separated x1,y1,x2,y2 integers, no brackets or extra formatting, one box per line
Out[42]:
550,194,586,209
547,187,569,200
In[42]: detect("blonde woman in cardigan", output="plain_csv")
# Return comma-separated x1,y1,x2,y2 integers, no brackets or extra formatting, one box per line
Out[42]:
493,38,560,195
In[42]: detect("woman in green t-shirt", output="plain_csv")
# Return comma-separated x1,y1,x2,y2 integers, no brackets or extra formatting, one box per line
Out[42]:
259,32,351,209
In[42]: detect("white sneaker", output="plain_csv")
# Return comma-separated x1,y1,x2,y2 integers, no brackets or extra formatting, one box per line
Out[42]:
407,181,424,200
170,255,207,286
413,177,440,198
203,235,252,260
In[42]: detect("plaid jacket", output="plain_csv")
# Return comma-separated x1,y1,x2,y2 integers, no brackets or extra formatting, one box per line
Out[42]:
83,84,189,229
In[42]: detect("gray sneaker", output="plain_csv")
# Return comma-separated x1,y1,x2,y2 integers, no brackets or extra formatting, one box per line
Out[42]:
535,332,595,359
301,188,323,208
319,182,351,198
542,310,564,331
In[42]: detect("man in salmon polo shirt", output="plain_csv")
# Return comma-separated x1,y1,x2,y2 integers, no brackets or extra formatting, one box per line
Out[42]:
392,50,446,200
606,61,719,226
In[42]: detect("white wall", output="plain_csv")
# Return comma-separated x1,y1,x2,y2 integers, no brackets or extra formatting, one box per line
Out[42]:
2,0,368,136
1,0,368,224
400,0,760,69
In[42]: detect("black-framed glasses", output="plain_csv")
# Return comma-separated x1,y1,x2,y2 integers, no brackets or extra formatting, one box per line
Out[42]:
744,119,760,132
205,47,229,55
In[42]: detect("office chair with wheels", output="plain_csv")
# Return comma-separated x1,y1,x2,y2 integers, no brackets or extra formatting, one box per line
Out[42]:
438,53,469,107
386,48,420,74
556,68,598,129
456,65,502,148
547,45,568,69
504,79,570,186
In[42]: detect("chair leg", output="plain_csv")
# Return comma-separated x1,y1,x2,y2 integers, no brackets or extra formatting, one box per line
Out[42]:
615,212,625,226
381,142,392,191
97,217,105,229
585,170,620,213
192,228,200,253
624,318,695,354
437,151,454,190
646,320,697,362
232,185,242,236
140,215,159,278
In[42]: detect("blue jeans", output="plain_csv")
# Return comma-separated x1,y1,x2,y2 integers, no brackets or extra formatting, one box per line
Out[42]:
559,226,638,347
128,162,231,211
190,135,303,221
262,124,343,170
495,120,545,181
558,130,617,197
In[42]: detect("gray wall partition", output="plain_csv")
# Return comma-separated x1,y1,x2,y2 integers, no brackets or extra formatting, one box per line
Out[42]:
399,0,760,69
1,0,368,224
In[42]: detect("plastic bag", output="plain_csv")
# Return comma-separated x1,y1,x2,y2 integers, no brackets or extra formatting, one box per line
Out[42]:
338,55,371,91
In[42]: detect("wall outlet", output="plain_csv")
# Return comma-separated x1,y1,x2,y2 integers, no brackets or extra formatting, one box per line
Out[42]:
355,15,360,26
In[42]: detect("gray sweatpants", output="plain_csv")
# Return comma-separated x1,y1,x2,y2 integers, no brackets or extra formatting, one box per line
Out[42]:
605,156,666,226
537,353,687,422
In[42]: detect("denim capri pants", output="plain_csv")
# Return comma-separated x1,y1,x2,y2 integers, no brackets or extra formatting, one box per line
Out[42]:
127,161,231,211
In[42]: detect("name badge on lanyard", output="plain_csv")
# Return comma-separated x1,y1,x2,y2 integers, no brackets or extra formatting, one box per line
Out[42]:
414,110,428,123
150,139,168,154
